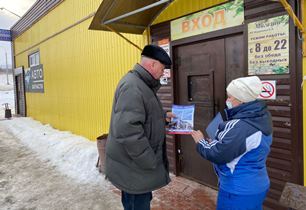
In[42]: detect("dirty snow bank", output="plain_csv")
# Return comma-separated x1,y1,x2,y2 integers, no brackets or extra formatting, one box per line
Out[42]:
1,117,107,186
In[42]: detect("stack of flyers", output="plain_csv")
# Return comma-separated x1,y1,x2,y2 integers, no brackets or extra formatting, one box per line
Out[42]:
167,104,195,134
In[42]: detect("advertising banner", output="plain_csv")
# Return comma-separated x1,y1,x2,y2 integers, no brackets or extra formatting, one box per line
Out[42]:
171,0,244,41
25,64,44,93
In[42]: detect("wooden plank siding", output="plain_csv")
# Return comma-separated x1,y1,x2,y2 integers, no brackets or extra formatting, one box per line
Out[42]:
150,22,177,174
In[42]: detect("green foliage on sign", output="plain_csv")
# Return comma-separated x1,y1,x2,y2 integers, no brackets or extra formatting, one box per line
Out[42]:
276,15,289,25
272,66,289,74
207,0,243,17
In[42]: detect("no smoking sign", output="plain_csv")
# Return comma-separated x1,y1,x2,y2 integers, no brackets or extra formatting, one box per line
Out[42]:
258,81,276,100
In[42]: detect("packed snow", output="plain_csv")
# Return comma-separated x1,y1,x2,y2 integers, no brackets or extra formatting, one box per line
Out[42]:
2,117,108,185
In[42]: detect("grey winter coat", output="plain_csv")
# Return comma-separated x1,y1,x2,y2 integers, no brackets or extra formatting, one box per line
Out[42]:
105,64,170,194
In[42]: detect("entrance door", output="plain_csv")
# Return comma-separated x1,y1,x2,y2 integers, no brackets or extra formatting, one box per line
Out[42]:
174,39,226,187
15,68,26,116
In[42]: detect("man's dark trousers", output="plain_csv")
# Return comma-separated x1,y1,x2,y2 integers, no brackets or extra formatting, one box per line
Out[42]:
121,191,152,210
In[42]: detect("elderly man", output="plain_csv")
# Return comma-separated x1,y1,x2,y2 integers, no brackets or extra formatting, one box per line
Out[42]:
191,76,273,210
105,45,173,210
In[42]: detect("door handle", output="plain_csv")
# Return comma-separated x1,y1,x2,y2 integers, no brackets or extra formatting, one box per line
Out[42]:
178,149,183,164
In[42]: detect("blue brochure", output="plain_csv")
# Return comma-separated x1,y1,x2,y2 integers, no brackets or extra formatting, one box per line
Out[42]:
206,112,223,140
167,104,195,134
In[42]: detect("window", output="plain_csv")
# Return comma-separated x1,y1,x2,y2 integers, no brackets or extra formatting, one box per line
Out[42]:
29,51,40,67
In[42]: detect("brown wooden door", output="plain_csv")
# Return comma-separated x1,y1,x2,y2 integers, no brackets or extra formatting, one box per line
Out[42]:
174,39,226,187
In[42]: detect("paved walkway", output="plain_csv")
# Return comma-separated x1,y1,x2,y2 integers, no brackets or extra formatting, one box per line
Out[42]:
112,175,217,210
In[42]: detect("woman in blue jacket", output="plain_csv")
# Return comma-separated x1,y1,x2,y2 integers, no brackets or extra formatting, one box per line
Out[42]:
191,76,272,210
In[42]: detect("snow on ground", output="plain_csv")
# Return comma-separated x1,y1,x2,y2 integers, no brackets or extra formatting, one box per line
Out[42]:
0,73,14,118
1,117,108,185
0,122,122,210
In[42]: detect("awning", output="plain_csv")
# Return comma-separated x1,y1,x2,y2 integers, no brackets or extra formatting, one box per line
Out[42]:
89,0,172,34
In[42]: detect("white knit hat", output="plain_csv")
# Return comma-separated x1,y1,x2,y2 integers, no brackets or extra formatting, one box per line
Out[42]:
226,76,262,103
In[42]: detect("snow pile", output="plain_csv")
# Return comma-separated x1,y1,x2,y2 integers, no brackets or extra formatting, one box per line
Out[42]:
0,117,110,187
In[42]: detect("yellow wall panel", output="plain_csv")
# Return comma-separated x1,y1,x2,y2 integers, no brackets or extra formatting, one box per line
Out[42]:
304,57,306,185
303,0,306,185
153,0,228,25
14,0,147,140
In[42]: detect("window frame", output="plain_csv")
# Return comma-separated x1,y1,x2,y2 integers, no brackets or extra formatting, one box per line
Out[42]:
28,51,40,67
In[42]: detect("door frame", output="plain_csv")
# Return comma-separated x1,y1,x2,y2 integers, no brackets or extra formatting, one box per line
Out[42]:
171,25,245,175
14,66,27,117
174,38,228,187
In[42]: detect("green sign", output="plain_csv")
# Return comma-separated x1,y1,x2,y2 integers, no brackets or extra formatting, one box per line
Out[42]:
171,0,244,41
25,64,44,93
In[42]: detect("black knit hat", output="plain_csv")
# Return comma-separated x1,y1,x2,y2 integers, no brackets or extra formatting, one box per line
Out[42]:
141,44,172,66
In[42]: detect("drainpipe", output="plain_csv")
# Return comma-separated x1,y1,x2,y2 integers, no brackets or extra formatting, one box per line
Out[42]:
274,0,305,56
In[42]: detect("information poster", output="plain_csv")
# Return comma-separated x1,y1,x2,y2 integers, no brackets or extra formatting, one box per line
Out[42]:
248,15,289,75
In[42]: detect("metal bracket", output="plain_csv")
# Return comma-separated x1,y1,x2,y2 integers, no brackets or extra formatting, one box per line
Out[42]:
104,25,142,51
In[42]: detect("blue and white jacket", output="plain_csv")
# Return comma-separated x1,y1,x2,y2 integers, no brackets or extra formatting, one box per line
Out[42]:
197,100,273,195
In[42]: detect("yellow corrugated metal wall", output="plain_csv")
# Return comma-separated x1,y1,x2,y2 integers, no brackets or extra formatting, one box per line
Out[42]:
14,0,147,140
153,0,228,25
303,54,306,186
302,0,306,185
14,0,227,140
